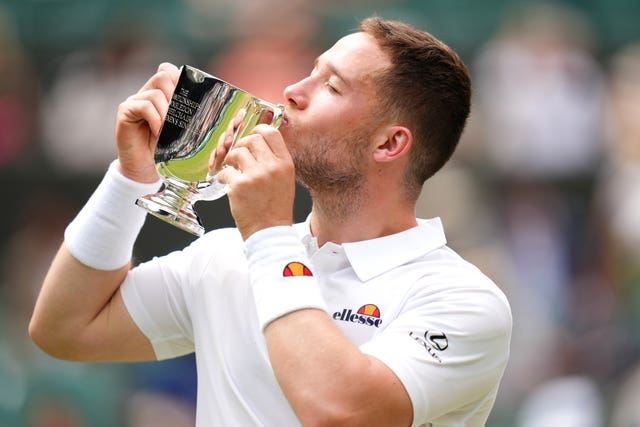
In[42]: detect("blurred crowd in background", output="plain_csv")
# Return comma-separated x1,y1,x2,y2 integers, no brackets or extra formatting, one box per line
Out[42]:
0,0,639,425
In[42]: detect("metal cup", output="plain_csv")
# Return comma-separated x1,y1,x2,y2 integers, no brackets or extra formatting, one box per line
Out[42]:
136,65,284,236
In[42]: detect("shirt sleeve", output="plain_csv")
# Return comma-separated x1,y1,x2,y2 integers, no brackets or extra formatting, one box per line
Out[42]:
359,274,512,426
120,235,216,360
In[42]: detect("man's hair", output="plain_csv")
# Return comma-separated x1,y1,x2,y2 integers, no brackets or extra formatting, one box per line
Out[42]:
360,17,471,200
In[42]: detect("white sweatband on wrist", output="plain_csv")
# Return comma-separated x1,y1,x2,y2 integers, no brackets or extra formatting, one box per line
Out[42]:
245,226,328,330
64,160,162,270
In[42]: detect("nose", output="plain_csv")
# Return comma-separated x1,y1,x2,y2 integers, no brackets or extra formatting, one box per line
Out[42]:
283,77,310,110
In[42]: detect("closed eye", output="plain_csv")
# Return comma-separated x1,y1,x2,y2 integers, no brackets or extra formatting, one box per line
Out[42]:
325,82,340,94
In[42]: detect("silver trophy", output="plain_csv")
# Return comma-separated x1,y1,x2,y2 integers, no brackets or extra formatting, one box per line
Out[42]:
136,65,284,236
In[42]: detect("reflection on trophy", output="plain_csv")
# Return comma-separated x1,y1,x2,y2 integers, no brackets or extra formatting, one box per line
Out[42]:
136,65,284,236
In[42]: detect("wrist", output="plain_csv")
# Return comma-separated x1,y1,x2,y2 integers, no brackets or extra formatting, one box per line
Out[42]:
64,160,162,270
115,158,160,184
245,226,327,330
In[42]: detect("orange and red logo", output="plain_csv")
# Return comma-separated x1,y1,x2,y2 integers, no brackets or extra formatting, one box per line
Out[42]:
283,261,313,277
357,304,380,317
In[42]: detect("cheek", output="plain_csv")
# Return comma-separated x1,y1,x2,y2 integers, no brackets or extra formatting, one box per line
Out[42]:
289,94,371,143
311,104,359,137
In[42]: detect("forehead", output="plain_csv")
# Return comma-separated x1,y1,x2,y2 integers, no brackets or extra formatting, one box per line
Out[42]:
322,32,390,82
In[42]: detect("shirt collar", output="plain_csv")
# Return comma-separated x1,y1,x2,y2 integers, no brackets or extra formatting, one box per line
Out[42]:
294,217,447,282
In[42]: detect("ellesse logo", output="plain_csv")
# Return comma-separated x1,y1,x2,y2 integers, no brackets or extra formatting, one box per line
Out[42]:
333,304,382,328
282,261,313,277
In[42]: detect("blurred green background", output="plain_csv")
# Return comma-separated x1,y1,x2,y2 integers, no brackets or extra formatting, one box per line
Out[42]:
1,0,640,426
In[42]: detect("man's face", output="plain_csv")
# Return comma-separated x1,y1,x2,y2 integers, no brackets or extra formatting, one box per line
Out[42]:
280,32,391,192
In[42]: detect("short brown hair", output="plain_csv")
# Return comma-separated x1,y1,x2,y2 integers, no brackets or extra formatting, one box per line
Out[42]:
360,17,471,200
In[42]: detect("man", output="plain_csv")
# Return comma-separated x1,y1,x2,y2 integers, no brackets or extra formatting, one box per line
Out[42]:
30,17,512,426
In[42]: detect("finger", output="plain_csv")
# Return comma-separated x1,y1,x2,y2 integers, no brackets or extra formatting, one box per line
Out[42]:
118,98,165,136
233,133,274,163
129,87,170,111
157,62,180,84
139,68,179,102
127,89,170,126
231,109,247,130
208,131,234,175
223,145,257,173
216,164,241,186
251,124,290,159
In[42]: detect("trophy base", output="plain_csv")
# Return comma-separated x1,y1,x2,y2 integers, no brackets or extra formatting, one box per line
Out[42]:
136,177,205,237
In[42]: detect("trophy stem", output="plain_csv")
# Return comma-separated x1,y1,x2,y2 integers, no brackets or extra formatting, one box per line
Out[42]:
136,177,205,236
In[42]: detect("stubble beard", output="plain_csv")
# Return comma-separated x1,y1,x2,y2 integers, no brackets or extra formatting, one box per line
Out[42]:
290,128,370,223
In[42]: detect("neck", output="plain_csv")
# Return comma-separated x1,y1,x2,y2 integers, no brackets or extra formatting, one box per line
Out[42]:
308,185,417,246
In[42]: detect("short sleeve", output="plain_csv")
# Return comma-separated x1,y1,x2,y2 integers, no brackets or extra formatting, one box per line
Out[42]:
360,276,512,426
121,236,215,360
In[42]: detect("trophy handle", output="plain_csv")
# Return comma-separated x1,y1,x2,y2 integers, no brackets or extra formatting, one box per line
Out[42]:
136,177,205,236
260,101,284,129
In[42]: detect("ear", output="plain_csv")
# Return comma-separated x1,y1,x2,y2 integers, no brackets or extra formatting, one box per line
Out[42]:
372,125,412,162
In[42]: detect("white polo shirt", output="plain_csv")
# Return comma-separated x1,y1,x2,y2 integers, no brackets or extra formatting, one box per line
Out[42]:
121,217,512,426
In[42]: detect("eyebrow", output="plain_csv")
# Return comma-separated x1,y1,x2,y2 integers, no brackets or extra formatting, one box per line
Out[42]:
314,57,352,89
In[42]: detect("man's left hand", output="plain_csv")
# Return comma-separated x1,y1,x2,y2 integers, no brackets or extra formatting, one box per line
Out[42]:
217,124,296,240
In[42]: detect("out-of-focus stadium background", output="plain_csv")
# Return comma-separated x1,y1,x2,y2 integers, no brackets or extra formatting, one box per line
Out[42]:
1,0,639,425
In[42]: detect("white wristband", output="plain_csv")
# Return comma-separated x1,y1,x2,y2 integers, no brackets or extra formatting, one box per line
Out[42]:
64,160,162,270
245,226,328,330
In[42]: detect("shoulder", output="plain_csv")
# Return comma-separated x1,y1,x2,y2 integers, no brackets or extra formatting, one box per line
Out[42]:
408,245,512,336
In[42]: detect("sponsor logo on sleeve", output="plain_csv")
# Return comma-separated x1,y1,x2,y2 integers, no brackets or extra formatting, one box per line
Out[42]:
409,330,449,363
333,304,382,328
283,261,313,277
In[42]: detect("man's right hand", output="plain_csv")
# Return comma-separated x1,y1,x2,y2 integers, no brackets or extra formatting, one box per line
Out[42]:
115,62,180,183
